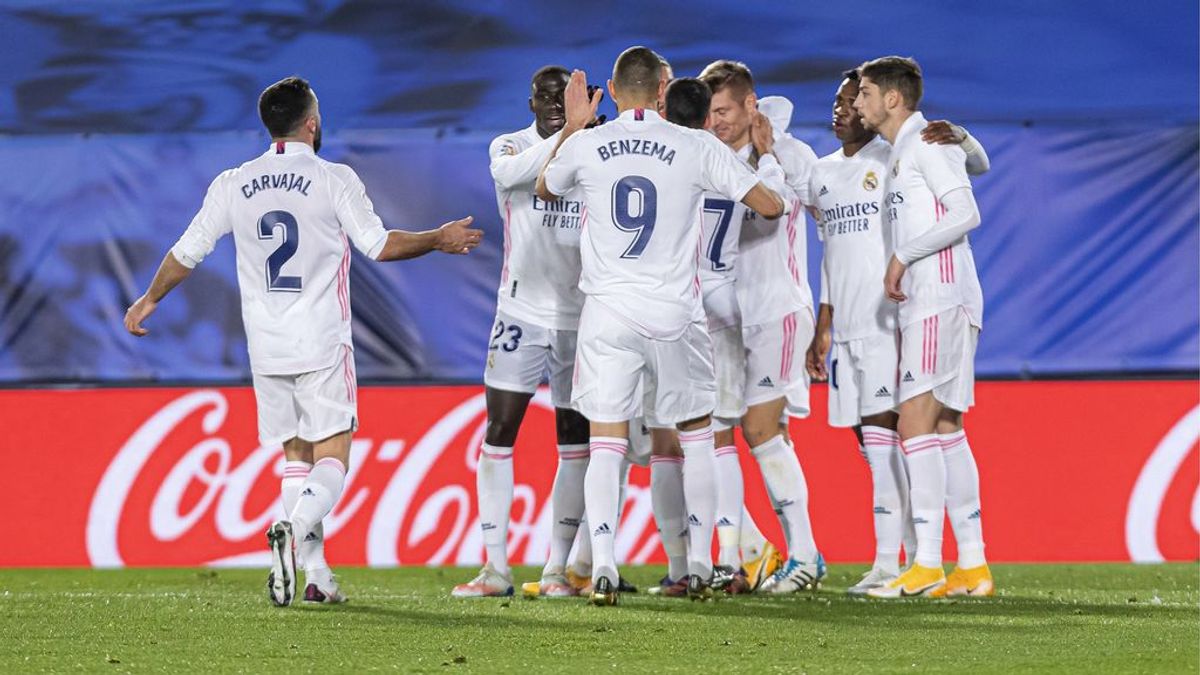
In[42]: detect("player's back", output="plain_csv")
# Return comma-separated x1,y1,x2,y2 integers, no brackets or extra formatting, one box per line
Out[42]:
211,142,387,374
545,108,757,339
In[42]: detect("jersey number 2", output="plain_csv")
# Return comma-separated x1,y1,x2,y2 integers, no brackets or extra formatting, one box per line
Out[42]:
611,175,657,259
258,210,302,292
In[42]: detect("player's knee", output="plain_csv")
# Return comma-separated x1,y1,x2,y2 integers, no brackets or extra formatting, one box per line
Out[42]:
484,416,522,446
555,407,589,445
741,424,779,448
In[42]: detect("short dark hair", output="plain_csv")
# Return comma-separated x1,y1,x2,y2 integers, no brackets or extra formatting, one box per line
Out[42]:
859,56,922,109
664,78,711,129
842,67,860,82
258,76,315,138
531,65,569,90
612,46,663,96
699,60,754,101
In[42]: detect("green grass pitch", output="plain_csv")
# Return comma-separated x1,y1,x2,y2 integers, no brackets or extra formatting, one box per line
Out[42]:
1,564,1196,673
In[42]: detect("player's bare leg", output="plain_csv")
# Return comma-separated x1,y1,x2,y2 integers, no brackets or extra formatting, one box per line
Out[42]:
744,399,824,593
584,420,630,606
935,408,992,596
525,405,590,598
869,392,946,597
455,387,530,598
647,428,689,597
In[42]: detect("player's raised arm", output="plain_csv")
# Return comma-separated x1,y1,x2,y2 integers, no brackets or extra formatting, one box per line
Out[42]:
536,70,602,201
490,134,559,191
374,216,482,260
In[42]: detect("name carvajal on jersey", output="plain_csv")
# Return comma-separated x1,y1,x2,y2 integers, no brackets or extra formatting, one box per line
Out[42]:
240,172,312,199
820,200,880,237
532,195,584,230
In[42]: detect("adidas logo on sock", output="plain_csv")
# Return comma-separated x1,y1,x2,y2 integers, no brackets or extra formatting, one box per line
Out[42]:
687,514,702,527
716,517,734,527
559,517,581,527
968,509,982,520
874,385,891,397
300,487,316,497
303,531,320,542
777,498,795,508
818,185,829,196
757,376,774,388
593,522,612,536
912,516,928,525
902,371,915,383
481,522,496,531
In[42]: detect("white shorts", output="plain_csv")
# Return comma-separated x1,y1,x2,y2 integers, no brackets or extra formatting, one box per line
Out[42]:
252,345,359,447
711,323,747,429
572,300,715,426
898,306,978,412
482,308,577,408
828,331,900,428
742,310,814,418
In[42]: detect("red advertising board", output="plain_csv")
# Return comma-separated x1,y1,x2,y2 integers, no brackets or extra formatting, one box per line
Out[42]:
2,381,1195,567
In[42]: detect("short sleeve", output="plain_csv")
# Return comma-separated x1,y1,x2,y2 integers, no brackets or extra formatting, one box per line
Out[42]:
332,166,390,259
542,132,585,197
916,142,971,201
699,134,757,202
171,171,234,268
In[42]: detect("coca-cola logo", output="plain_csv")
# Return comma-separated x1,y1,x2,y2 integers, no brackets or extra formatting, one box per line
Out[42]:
1125,405,1200,562
85,389,661,568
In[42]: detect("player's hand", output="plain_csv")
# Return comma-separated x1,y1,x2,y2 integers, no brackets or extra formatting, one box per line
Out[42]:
750,111,775,157
921,120,967,146
564,70,603,132
124,295,157,337
435,216,483,254
805,330,832,381
884,255,908,302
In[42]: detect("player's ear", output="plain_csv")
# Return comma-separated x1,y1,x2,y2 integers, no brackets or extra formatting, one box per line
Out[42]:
703,112,713,130
744,91,758,114
528,96,535,114
606,78,617,105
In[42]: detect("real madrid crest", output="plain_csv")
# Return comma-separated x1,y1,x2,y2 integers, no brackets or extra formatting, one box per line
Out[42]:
863,170,878,191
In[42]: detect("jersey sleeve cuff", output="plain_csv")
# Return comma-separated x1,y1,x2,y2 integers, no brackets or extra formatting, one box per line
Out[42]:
169,244,200,269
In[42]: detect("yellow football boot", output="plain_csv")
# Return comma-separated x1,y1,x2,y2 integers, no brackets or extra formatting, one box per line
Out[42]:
740,541,784,592
933,564,995,597
866,563,946,598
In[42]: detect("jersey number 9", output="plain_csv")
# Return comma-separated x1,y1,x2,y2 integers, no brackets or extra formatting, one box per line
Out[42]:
611,175,657,259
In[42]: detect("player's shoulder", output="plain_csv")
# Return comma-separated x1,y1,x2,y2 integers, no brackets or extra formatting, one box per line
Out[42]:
910,132,967,167
489,125,538,155
775,133,819,169
311,157,361,188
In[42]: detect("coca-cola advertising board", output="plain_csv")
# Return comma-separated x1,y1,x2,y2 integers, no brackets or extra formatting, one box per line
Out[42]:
2,381,1195,567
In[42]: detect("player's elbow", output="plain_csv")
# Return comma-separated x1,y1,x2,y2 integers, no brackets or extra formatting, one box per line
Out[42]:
534,180,558,203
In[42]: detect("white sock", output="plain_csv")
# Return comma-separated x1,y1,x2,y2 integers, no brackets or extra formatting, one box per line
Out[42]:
713,445,743,567
617,458,632,521
572,516,593,575
941,430,987,568
282,461,328,573
544,444,589,576
679,425,717,578
751,434,818,562
584,437,626,584
288,457,345,548
901,434,946,568
476,443,514,576
861,427,904,575
739,505,769,561
650,455,688,581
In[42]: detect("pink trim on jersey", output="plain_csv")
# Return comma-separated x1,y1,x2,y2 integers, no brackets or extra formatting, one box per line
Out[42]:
336,232,351,322
692,218,703,297
580,204,589,232
500,199,512,285
933,200,956,284
340,347,355,404
785,199,802,284
780,311,797,380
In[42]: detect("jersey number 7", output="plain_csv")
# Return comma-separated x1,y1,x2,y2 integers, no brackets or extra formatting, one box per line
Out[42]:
611,175,657,259
258,210,303,292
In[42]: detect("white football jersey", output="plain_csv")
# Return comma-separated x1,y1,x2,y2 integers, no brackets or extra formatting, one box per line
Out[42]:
699,152,788,330
542,108,760,339
489,122,586,331
735,135,817,327
810,136,897,342
171,142,389,375
885,112,984,328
